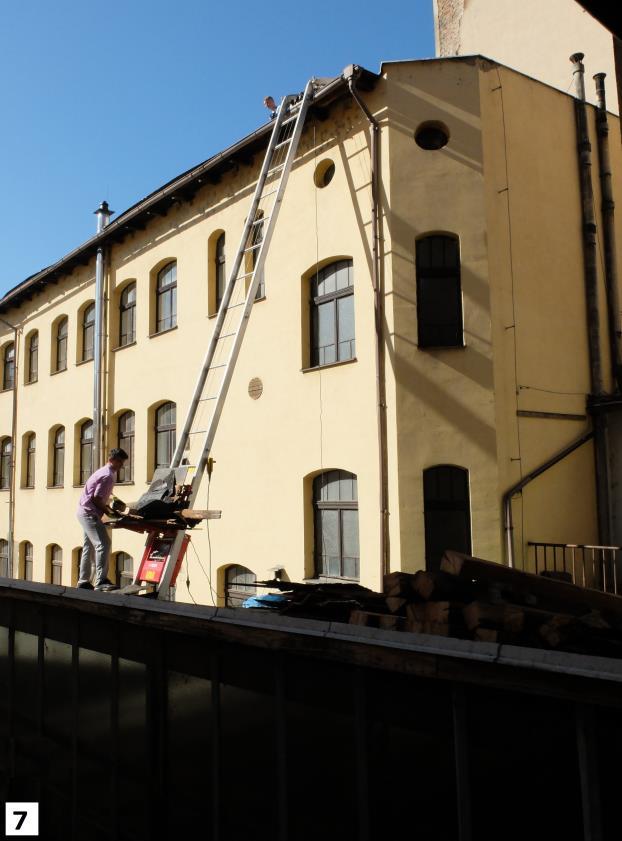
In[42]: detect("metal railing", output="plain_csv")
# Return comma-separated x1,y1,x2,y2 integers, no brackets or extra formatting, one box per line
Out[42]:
528,542,622,595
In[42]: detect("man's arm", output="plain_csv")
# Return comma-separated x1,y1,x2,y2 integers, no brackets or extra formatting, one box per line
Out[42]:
93,495,115,516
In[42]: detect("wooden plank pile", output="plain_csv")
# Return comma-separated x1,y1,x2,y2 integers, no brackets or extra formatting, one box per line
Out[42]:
351,551,622,658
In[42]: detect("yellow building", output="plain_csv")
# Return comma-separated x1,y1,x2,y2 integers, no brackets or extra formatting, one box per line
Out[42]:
0,56,621,604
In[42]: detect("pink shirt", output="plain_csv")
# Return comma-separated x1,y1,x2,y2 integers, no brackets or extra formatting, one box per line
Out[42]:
78,463,116,518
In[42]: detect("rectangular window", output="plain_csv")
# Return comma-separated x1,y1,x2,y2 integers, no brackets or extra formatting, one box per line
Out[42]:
416,235,463,348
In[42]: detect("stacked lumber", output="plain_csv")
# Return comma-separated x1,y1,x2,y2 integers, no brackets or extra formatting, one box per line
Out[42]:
354,550,622,657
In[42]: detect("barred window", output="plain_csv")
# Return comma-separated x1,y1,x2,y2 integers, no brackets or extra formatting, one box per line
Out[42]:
423,465,471,570
155,402,176,469
82,303,95,361
225,565,256,607
120,283,136,346
416,235,463,348
26,433,35,488
313,469,359,579
52,427,65,487
156,263,177,333
117,411,134,482
311,260,355,367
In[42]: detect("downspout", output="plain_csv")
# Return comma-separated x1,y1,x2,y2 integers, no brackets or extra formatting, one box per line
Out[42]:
503,431,594,568
570,53,611,545
593,72,622,392
93,201,113,467
345,65,390,585
0,316,20,578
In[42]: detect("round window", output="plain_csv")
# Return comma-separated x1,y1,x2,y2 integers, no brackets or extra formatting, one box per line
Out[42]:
414,122,450,150
313,159,336,188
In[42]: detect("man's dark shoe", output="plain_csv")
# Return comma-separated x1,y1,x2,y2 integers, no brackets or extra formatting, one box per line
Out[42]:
77,581,94,590
95,579,118,591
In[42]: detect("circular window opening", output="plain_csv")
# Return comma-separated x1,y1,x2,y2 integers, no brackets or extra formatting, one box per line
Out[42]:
414,122,449,150
314,159,336,188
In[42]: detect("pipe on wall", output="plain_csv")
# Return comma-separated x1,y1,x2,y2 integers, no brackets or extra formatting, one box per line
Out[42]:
503,431,594,569
593,72,622,393
570,53,612,546
93,202,112,467
345,66,390,587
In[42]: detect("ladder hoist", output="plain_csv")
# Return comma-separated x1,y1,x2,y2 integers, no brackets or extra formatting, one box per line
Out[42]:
122,80,316,598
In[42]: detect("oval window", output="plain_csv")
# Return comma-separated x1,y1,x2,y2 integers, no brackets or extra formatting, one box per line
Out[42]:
415,122,450,150
314,159,336,188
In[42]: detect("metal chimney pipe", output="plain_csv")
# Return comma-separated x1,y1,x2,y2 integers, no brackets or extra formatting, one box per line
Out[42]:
593,72,622,392
570,53,611,544
93,201,113,467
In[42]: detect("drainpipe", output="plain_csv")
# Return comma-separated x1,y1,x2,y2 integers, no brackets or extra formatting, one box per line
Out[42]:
593,72,622,392
93,201,113,468
503,430,594,568
570,53,611,545
0,315,20,578
344,65,390,586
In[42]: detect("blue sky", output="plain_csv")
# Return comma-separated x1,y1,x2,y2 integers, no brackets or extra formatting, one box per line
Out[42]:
0,0,434,296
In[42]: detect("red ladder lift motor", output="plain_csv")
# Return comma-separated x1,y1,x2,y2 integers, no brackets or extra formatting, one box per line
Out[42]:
136,532,190,588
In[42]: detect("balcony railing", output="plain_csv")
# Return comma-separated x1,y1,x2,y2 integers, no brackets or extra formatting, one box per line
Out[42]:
528,542,622,595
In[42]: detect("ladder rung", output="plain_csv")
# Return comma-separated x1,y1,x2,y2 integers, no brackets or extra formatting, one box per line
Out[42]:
259,189,278,199
224,301,245,310
244,244,261,253
217,331,237,339
198,396,218,402
205,363,227,369
251,215,270,225
281,113,299,126
188,430,207,435
274,138,292,150
268,164,285,176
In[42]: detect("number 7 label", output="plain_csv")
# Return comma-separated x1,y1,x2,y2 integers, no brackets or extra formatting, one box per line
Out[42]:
5,802,38,836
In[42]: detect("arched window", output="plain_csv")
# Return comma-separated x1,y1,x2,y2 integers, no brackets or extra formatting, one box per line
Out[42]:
156,262,177,333
55,317,68,372
416,234,463,348
313,469,359,579
3,342,15,390
423,465,472,570
215,234,226,312
52,427,65,487
25,433,36,488
23,541,33,581
225,565,256,607
310,260,355,367
49,544,62,585
115,551,133,589
0,437,11,490
117,411,134,482
155,402,176,469
0,539,9,577
27,331,38,383
82,303,95,361
80,421,94,484
120,283,136,346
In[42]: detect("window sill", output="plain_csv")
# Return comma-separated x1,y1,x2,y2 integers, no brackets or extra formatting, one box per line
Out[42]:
301,357,357,374
116,480,135,486
1,386,14,393
417,343,466,351
25,378,38,386
0,488,9,493
46,485,64,489
112,341,137,352
20,486,34,490
50,367,67,377
75,357,93,367
149,325,178,339
303,575,360,584
72,484,86,488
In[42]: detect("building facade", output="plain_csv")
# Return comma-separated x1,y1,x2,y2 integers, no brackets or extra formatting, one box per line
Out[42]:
0,56,621,604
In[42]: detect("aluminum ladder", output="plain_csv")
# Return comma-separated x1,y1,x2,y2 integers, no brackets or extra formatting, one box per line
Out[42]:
151,80,315,598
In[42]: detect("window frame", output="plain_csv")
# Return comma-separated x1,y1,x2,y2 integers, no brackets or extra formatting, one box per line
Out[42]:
0,437,11,490
310,260,355,368
55,317,68,372
117,411,135,483
52,427,65,487
119,283,137,346
25,433,35,488
27,331,38,383
3,342,15,390
415,234,464,349
0,539,9,577
79,420,94,485
215,233,226,312
423,465,472,570
82,303,96,362
156,262,177,333
50,544,62,585
225,565,257,607
154,402,176,470
115,551,134,589
23,541,33,581
313,469,360,580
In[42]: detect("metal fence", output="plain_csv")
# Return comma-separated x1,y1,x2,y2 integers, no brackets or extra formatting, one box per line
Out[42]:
0,580,621,840
528,542,622,594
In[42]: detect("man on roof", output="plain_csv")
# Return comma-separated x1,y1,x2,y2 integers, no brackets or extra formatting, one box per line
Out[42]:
76,448,128,591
